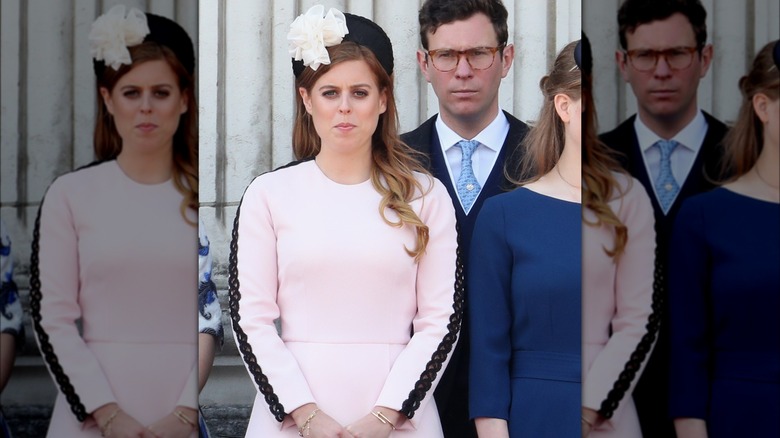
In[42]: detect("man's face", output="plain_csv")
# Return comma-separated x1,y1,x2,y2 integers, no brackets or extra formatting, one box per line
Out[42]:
417,13,513,133
617,13,712,125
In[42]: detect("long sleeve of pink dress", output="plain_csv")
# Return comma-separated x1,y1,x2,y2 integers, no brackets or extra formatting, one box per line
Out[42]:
583,173,657,436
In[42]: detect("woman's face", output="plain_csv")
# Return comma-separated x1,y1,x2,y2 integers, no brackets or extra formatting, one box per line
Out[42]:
100,59,187,157
299,59,387,157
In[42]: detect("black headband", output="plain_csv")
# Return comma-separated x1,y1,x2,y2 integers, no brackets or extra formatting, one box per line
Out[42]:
292,12,394,78
575,33,592,75
93,12,195,77
773,40,780,70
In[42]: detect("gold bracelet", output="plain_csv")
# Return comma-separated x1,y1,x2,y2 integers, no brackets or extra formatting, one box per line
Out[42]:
174,409,196,429
297,408,319,437
371,411,397,430
99,408,121,437
581,415,595,428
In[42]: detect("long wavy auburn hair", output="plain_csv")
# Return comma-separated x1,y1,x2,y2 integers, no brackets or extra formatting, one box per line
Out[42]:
582,62,629,259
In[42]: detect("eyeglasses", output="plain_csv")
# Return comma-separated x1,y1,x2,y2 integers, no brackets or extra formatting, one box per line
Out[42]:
624,46,699,72
426,46,504,72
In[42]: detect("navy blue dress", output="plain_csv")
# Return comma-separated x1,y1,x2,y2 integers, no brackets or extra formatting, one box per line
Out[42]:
468,188,581,437
669,188,780,437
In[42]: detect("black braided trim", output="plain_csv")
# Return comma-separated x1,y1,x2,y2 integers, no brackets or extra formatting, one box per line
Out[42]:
28,161,110,422
597,239,665,419
228,177,287,423
29,189,88,422
400,226,465,419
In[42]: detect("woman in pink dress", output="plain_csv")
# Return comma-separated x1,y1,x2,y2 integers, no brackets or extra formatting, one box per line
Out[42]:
30,5,199,437
229,5,459,437
581,34,658,437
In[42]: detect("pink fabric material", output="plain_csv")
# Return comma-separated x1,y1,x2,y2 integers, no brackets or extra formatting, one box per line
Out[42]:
583,173,656,436
35,161,197,436
234,160,457,436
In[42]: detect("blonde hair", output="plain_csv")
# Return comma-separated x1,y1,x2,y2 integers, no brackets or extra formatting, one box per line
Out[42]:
292,42,431,261
513,41,581,184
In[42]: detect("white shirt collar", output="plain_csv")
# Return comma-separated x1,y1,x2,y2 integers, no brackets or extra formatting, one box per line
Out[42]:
634,109,708,153
435,110,509,151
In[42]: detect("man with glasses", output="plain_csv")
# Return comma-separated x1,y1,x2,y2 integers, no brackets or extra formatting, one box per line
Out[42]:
401,1,528,437
599,0,728,436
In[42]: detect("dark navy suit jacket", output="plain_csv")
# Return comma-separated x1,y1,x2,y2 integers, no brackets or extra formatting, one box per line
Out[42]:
401,111,529,438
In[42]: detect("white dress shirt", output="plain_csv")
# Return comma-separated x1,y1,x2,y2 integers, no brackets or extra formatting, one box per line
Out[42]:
435,111,510,211
634,110,708,210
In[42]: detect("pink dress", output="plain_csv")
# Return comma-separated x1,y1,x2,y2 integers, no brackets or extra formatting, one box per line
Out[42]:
230,159,459,436
31,160,198,437
583,173,656,437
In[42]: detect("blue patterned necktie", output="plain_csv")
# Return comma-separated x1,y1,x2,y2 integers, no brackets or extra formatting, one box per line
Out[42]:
654,139,680,213
456,140,481,213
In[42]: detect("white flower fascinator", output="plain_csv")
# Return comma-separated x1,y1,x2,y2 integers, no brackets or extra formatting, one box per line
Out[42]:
287,5,349,71
89,5,150,71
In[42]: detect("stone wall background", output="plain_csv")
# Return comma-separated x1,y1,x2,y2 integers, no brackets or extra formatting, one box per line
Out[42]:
3,1,777,436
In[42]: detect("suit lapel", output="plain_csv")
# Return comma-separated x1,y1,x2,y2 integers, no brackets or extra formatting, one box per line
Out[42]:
668,113,728,216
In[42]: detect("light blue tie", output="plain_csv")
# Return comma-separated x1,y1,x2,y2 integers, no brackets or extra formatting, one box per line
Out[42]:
654,139,680,213
456,140,481,213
